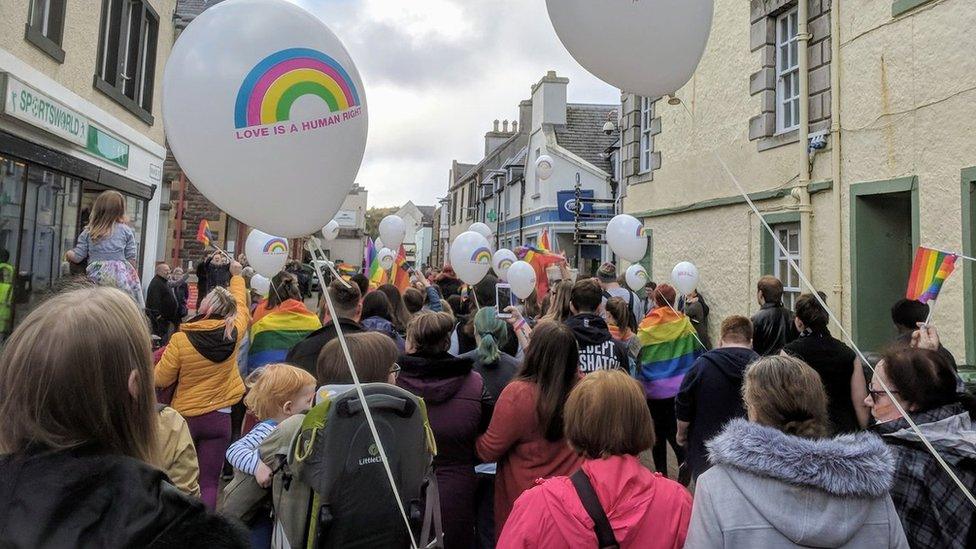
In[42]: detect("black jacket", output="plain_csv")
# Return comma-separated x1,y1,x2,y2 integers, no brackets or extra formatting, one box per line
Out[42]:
675,346,759,480
750,302,798,356
784,329,860,434
0,449,248,548
459,349,519,401
564,313,629,374
146,275,179,323
285,317,364,375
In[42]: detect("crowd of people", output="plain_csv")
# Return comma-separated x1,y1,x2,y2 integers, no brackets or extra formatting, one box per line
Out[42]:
0,204,974,549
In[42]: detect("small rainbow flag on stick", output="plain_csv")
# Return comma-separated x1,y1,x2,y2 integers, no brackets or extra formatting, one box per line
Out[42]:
196,220,215,248
906,247,958,304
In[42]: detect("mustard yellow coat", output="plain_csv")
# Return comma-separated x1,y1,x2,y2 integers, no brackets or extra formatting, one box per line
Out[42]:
155,276,249,417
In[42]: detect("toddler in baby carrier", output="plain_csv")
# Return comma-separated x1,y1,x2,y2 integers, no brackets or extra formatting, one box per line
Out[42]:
273,383,443,548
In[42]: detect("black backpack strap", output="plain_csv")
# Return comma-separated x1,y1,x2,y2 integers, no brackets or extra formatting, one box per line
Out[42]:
570,469,619,549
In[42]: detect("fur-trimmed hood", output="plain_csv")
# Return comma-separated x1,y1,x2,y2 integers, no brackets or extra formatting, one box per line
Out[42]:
708,419,895,497
701,419,899,547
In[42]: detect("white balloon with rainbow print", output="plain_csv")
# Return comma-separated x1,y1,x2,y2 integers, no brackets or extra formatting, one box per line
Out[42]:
162,0,368,238
450,231,492,285
492,249,517,281
625,264,649,292
377,248,396,271
671,261,700,296
606,214,648,263
245,229,290,278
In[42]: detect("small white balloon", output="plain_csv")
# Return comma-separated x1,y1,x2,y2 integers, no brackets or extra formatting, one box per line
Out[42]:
625,264,649,292
304,236,322,253
244,229,290,277
322,220,340,241
492,249,517,281
671,261,700,295
250,274,271,297
606,215,648,263
377,248,396,271
545,0,714,98
378,215,406,250
450,231,491,285
469,222,493,241
507,261,537,300
536,154,554,181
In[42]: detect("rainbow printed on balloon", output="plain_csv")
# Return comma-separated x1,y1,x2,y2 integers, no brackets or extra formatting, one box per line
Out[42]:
471,247,492,264
497,259,513,270
235,48,361,129
263,238,289,254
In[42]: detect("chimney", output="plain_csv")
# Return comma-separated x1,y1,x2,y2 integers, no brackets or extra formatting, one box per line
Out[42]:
512,121,518,133
519,99,532,134
530,70,569,132
485,118,516,156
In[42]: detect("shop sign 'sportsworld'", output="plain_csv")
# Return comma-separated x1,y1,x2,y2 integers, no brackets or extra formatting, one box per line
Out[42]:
1,73,130,168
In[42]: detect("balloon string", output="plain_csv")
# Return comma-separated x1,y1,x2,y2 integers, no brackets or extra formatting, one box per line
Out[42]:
309,241,419,548
664,300,707,351
714,153,976,510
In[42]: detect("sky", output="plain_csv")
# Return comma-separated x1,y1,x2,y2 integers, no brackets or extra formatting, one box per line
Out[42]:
290,0,620,208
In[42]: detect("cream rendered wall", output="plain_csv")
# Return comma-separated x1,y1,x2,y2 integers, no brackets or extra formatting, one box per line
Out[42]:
0,0,177,146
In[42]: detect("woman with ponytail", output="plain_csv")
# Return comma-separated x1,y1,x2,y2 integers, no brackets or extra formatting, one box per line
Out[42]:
155,260,251,509
867,339,976,549
686,355,908,548
461,307,519,401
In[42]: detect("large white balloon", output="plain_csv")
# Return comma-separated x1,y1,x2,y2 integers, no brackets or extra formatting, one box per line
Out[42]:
625,264,649,292
606,214,647,263
250,274,271,297
507,261,537,300
163,0,368,237
378,215,406,250
546,0,714,98
321,220,340,241
469,222,493,241
671,261,701,295
536,154,554,181
245,229,290,277
492,249,517,281
450,231,491,285
377,248,396,271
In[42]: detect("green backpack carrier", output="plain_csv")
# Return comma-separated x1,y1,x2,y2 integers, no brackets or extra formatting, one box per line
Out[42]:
269,383,443,549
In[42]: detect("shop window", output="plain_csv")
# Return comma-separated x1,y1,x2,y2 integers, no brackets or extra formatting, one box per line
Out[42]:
25,0,66,62
95,0,159,124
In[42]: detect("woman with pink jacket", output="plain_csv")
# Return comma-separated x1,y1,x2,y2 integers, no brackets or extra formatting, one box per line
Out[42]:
498,370,692,548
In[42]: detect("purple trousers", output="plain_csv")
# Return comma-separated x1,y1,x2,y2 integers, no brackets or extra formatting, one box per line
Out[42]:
186,410,231,509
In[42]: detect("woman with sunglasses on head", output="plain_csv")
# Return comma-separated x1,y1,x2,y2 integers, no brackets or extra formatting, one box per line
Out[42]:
866,337,976,549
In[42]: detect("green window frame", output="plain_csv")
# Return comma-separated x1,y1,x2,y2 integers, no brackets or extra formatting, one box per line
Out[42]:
962,167,976,365
892,0,937,18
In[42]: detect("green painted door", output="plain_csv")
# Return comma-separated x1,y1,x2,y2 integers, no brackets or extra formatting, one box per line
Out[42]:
852,191,914,352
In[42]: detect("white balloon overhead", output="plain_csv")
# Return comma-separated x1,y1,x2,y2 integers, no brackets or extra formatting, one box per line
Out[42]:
162,0,368,238
507,260,537,300
450,231,492,285
378,215,406,250
244,229,290,277
250,274,271,297
606,214,648,263
625,264,649,292
492,249,517,281
321,220,340,241
469,222,493,241
535,154,554,181
377,248,396,271
545,0,714,98
671,261,701,295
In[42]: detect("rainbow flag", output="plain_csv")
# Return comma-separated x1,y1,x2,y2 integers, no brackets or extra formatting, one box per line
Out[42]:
368,244,387,287
515,245,565,302
906,247,958,304
196,220,215,248
248,300,321,373
364,238,376,275
539,230,551,252
636,306,700,399
393,245,411,292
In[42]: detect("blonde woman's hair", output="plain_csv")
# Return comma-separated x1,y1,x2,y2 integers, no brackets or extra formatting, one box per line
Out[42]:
87,190,127,241
244,364,316,420
198,285,237,340
565,369,654,459
406,311,455,354
542,280,574,323
0,286,157,464
743,355,830,439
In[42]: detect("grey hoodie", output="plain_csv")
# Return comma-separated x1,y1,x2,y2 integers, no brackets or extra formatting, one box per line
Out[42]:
685,419,909,548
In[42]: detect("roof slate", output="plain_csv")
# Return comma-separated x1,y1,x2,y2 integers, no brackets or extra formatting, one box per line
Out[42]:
553,103,619,175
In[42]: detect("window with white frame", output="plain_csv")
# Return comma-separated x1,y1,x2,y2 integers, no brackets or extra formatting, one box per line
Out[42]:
638,97,653,173
773,222,801,310
775,8,800,133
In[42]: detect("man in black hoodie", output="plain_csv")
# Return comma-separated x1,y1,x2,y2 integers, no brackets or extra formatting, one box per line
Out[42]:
675,315,759,481
565,278,629,374
286,279,363,374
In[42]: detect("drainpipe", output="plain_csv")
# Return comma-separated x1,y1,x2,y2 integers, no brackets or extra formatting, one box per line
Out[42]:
797,0,813,283
174,172,187,267
830,0,843,321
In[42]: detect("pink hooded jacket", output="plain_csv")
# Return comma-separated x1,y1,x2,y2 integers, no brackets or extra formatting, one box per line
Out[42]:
497,455,692,549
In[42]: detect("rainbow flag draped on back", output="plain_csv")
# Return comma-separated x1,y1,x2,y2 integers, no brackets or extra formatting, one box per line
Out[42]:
906,247,958,304
636,307,700,399
515,245,564,302
248,299,321,373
